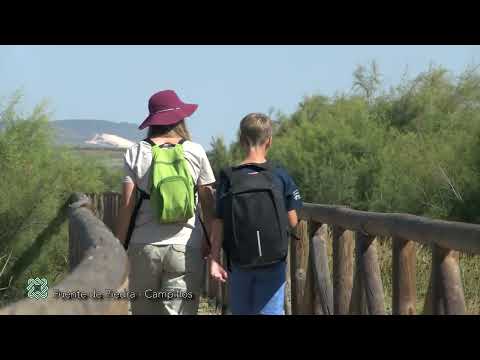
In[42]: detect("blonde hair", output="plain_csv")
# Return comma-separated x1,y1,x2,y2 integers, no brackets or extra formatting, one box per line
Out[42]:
147,119,191,141
239,113,273,148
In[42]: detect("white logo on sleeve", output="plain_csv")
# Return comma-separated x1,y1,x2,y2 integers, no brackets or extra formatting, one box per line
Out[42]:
293,189,301,200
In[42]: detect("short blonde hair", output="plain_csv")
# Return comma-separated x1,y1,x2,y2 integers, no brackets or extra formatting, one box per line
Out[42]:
239,113,273,148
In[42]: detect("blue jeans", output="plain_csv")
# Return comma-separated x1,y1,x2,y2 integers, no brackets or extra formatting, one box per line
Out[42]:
228,261,286,315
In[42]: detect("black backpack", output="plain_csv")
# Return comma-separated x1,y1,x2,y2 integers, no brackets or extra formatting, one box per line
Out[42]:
219,162,289,268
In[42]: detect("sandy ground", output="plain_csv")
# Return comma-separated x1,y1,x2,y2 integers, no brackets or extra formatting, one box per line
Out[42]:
126,296,220,315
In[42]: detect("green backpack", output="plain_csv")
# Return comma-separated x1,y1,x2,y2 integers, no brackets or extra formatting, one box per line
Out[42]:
124,138,210,250
147,138,195,223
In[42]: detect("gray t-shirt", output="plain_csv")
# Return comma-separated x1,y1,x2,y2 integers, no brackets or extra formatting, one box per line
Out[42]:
123,139,216,247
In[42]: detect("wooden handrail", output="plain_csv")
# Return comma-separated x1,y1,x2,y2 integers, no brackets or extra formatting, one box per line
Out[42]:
293,203,479,315
0,193,129,315
299,203,480,255
2,192,475,315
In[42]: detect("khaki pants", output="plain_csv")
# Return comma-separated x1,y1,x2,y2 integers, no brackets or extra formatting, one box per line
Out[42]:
127,244,205,315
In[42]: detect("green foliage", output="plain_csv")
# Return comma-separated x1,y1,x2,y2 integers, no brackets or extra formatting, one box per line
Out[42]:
208,63,480,223
0,94,120,306
206,63,480,313
206,137,231,178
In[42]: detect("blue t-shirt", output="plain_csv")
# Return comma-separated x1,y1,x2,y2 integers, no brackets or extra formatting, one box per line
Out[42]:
215,162,303,219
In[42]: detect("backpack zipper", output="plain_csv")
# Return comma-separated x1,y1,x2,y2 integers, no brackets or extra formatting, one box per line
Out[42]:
257,230,262,257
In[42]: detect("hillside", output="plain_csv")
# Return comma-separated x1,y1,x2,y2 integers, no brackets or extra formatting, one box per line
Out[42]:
52,119,147,146
85,133,134,148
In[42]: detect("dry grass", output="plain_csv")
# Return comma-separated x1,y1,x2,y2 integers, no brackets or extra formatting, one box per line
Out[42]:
74,148,124,169
323,230,480,314
197,297,221,315
375,239,480,314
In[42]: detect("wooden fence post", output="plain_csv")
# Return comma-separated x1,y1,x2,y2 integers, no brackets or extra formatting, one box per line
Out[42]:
350,267,368,314
310,223,334,315
303,251,316,315
332,226,354,315
285,239,292,315
431,245,466,315
350,232,368,315
104,193,110,230
307,221,320,315
356,233,385,315
392,237,416,315
104,192,119,233
290,220,314,314
423,271,437,315
290,225,299,314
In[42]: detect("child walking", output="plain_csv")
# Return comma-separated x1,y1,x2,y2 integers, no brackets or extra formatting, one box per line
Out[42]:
209,113,302,315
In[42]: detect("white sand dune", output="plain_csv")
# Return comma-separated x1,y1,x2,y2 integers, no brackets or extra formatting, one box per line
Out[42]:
85,133,134,148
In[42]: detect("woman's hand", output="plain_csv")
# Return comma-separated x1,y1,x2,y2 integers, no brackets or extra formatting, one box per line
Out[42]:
210,258,228,283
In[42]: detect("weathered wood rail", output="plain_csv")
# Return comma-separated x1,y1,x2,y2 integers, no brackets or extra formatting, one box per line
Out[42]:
2,192,479,315
281,203,479,315
204,202,480,315
0,193,128,315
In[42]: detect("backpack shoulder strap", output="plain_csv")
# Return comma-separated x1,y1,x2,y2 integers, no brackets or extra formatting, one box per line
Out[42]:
145,138,185,148
124,187,150,250
235,161,273,172
143,138,156,147
218,166,236,192
220,166,233,181
137,187,150,200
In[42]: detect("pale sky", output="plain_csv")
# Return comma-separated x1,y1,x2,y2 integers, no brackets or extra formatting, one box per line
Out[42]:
1,45,479,149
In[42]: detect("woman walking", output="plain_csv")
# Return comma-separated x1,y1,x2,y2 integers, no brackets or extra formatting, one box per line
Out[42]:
116,90,216,315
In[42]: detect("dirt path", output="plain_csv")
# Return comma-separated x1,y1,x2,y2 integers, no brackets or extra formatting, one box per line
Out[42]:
127,297,220,315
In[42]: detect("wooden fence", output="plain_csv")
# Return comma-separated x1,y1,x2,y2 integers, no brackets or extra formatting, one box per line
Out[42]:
282,203,480,315
0,193,128,315
2,192,479,315
209,203,480,315
86,192,121,233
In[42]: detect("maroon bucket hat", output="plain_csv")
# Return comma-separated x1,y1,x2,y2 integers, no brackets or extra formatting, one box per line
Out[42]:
138,90,198,130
